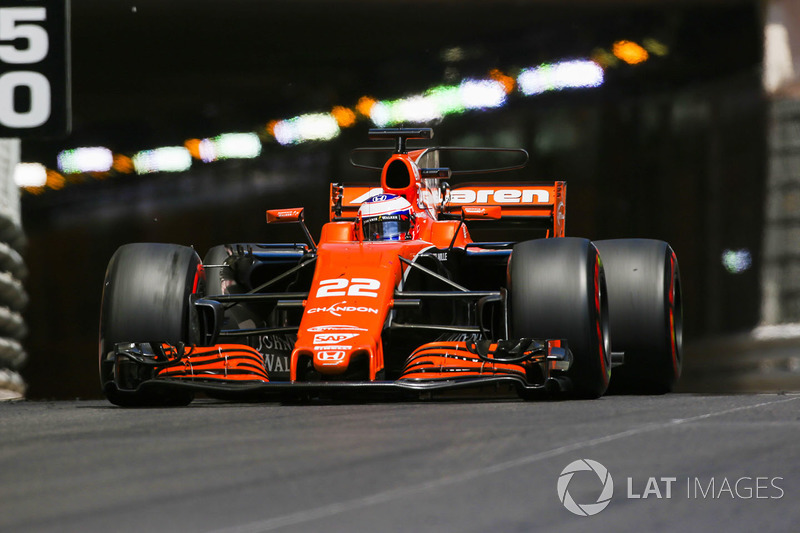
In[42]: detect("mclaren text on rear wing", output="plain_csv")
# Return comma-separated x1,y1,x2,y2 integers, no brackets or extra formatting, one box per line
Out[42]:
331,181,566,237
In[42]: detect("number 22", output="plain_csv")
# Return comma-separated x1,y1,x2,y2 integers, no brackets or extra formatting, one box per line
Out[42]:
316,278,380,298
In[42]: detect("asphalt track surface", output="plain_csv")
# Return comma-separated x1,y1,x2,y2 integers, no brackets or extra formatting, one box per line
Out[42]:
2,393,799,533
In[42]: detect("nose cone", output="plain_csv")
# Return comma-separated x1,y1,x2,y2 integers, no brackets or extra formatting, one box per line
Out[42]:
290,240,430,381
290,242,398,380
311,332,377,376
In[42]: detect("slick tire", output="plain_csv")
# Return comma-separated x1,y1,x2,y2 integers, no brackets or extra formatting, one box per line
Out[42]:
99,243,201,407
509,238,611,398
594,239,682,394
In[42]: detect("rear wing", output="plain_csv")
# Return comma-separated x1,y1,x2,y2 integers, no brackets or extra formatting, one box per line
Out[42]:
330,181,566,238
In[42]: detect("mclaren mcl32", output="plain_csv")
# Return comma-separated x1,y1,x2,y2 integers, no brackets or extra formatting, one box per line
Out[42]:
99,128,682,406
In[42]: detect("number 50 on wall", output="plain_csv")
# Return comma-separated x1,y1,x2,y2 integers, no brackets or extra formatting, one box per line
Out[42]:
0,1,70,138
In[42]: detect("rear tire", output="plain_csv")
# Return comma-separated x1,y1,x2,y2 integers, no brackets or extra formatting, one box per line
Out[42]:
99,243,201,406
509,238,611,398
594,239,682,394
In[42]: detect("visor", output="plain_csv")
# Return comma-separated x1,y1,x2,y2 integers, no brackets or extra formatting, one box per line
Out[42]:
362,215,412,241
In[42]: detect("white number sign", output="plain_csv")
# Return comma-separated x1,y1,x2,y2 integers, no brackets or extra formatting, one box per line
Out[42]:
0,4,67,135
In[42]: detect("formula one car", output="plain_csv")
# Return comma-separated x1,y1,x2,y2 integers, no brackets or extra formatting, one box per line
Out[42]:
99,128,682,406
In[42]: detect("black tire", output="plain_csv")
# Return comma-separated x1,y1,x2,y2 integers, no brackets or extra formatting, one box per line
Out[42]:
594,239,682,394
99,243,201,407
509,238,611,398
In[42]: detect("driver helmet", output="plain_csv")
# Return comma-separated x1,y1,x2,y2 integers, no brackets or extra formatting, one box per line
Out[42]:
357,193,417,241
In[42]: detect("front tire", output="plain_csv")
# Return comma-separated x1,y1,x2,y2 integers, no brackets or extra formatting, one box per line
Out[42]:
509,238,611,398
99,243,201,406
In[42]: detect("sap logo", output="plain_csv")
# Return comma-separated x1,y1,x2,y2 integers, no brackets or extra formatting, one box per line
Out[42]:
313,333,358,344
450,189,550,204
307,301,379,317
317,350,346,361
307,325,367,333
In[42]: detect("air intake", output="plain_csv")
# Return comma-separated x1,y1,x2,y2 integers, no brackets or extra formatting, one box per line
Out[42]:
384,159,412,189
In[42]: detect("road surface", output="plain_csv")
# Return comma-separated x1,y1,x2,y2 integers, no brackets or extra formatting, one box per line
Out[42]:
1,393,798,532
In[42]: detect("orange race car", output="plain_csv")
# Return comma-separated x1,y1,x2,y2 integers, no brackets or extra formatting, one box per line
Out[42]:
98,128,682,406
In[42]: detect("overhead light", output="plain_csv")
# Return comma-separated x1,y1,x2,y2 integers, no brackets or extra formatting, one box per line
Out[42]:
133,147,192,174
642,38,669,57
14,163,47,187
721,249,752,274
517,60,604,95
612,40,649,65
200,133,262,162
331,106,357,128
57,147,113,174
460,78,507,109
272,113,341,145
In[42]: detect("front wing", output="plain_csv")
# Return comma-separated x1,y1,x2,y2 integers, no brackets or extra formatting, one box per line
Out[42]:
111,339,574,401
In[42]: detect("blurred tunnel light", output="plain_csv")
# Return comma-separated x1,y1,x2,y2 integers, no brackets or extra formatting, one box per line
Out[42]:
395,96,441,124
489,69,515,94
133,147,192,174
722,248,753,274
24,50,625,189
612,40,649,65
518,60,604,96
14,163,47,187
368,101,392,128
642,38,668,57
591,48,619,69
426,85,465,116
45,169,66,190
184,138,203,159
198,139,217,162
273,113,341,145
356,96,377,118
460,78,507,109
370,96,443,127
112,154,134,174
371,77,508,127
331,106,356,128
441,46,466,63
57,147,113,174
214,133,262,159
198,133,262,162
